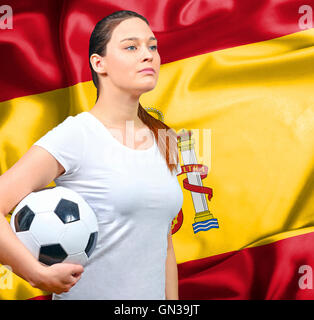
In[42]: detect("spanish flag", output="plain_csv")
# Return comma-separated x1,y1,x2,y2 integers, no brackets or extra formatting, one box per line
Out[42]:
0,0,314,300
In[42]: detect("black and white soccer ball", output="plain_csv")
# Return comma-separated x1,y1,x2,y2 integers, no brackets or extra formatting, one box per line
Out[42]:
10,186,98,266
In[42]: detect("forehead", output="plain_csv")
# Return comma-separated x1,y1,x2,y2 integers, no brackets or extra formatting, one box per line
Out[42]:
111,17,155,41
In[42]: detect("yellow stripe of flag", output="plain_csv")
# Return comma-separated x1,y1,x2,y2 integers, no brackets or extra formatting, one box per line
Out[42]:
0,28,313,299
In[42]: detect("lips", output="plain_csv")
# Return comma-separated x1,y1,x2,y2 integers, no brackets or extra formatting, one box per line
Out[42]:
139,68,155,73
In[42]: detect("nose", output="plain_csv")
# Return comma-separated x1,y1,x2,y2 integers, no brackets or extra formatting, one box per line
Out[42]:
140,45,154,62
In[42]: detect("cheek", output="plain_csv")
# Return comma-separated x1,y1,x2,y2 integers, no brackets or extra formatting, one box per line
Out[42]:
108,52,135,78
154,52,161,65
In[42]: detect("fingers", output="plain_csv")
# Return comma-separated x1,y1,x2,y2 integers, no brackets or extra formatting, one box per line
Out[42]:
69,264,84,279
72,264,84,275
63,273,81,292
65,265,83,290
47,263,84,294
71,273,82,284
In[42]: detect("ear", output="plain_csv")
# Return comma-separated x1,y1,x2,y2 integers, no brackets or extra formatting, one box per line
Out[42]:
90,53,107,74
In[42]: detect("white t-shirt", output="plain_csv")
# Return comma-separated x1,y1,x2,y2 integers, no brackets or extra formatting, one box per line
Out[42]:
32,111,183,300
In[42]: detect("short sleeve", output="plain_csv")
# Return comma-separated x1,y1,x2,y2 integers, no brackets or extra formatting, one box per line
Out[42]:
32,116,85,177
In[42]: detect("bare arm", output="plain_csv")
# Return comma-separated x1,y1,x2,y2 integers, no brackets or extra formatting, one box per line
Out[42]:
165,228,179,300
0,213,47,286
0,145,83,294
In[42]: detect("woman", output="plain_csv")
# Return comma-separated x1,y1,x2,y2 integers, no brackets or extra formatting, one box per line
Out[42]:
0,10,183,300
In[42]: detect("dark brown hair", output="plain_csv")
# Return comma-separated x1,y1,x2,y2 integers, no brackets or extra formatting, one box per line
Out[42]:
89,10,179,174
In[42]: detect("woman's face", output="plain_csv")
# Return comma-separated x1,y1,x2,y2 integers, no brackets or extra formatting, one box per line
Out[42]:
102,17,160,96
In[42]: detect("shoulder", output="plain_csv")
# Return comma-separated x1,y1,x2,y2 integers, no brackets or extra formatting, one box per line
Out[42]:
59,113,81,127
54,113,86,135
34,113,87,152
32,113,87,178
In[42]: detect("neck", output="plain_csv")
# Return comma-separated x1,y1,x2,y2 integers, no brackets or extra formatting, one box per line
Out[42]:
90,83,144,129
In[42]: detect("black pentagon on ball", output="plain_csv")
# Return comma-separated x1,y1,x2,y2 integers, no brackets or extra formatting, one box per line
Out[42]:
14,205,35,232
85,232,98,257
54,198,80,224
39,244,67,266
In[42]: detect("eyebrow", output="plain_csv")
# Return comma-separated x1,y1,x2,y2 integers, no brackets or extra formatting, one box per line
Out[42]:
120,36,157,43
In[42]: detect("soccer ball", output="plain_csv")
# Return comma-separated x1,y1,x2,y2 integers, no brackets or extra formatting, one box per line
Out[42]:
10,186,98,267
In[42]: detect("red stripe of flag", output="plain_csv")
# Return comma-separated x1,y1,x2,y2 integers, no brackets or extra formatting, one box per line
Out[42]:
178,231,314,300
27,294,52,300
1,0,313,102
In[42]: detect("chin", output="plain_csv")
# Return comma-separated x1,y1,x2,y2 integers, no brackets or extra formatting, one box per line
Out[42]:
131,84,156,95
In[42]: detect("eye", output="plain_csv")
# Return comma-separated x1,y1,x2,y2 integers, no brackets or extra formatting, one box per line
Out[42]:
125,45,158,51
126,45,136,50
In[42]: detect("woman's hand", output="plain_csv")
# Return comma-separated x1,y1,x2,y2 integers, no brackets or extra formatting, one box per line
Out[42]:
29,263,84,294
